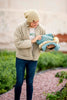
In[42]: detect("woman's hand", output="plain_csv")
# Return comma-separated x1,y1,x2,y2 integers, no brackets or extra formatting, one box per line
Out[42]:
31,35,42,43
35,35,42,40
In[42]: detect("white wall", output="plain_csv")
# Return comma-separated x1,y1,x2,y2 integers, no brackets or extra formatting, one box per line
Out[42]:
0,0,67,13
0,0,67,50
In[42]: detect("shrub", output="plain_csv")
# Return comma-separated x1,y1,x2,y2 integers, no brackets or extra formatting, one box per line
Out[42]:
55,71,67,84
46,87,67,100
0,50,16,94
44,71,67,100
37,51,67,72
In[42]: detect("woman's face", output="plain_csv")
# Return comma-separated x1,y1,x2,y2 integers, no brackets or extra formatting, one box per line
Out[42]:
30,20,39,28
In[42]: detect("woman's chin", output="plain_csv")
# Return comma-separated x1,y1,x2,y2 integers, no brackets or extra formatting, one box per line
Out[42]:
30,25,37,28
34,25,37,28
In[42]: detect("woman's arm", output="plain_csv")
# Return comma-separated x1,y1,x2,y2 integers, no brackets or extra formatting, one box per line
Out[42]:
31,25,46,43
14,26,32,49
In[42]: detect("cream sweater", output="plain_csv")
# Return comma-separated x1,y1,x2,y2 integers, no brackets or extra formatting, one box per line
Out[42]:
14,21,46,61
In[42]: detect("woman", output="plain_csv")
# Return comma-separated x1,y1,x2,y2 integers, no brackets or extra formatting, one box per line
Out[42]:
14,9,46,100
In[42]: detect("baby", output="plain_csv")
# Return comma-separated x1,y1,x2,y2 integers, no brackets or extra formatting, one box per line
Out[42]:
36,33,60,52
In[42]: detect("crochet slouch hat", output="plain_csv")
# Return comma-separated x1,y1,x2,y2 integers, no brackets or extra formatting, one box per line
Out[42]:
24,9,39,22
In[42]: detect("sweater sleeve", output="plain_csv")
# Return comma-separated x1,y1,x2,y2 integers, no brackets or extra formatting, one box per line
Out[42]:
14,26,32,49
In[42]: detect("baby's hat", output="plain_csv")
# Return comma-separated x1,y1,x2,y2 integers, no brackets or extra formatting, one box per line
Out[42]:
24,9,39,22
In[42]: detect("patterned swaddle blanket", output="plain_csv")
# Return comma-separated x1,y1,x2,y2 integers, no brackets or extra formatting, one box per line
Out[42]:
36,33,60,51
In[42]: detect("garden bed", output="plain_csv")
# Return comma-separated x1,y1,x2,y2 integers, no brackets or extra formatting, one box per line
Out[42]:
0,50,67,95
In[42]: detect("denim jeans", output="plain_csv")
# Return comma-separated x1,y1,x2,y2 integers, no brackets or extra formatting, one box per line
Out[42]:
14,57,37,100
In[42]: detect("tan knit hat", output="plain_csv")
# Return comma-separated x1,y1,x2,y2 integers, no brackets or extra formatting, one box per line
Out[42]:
24,9,39,22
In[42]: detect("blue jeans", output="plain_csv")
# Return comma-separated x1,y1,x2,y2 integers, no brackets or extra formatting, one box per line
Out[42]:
14,57,37,100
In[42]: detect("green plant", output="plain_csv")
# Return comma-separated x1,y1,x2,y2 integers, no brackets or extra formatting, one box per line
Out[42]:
44,71,67,100
55,71,67,84
0,50,16,94
45,85,67,100
37,51,67,72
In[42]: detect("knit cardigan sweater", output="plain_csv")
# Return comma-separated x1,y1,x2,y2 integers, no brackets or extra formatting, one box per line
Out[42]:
14,21,46,61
